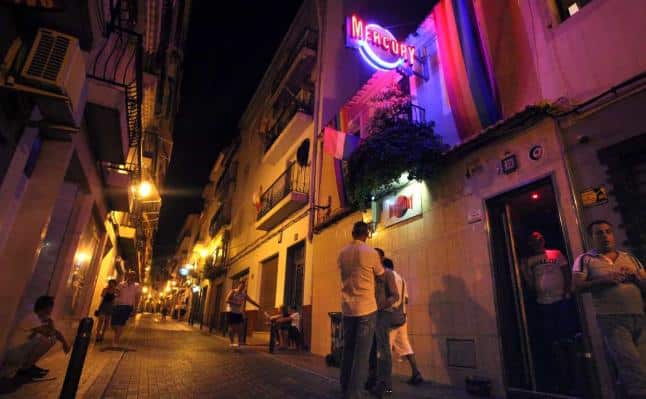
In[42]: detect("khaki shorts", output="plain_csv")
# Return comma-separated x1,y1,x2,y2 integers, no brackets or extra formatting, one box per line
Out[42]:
389,322,414,358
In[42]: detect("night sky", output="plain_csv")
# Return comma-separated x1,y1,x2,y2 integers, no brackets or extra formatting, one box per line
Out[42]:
153,1,303,271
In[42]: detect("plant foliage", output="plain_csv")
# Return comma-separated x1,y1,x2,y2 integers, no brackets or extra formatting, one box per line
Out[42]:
346,82,449,208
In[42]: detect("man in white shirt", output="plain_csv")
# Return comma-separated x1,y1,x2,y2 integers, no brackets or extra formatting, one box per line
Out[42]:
1,296,70,380
111,270,141,347
573,220,646,398
521,231,578,392
379,257,423,386
338,221,384,399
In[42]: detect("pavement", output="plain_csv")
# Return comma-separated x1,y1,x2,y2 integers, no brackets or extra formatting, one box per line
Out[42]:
1,314,474,398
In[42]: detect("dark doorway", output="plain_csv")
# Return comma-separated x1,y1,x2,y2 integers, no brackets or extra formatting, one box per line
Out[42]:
257,255,278,331
210,282,224,332
487,177,593,398
284,241,305,308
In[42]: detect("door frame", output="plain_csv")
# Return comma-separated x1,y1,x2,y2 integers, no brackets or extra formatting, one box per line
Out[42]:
484,173,601,398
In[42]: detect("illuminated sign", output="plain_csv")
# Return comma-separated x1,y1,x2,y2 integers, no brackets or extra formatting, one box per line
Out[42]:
381,181,423,227
346,14,416,72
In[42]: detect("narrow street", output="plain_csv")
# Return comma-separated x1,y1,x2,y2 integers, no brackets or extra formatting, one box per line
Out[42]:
2,314,467,399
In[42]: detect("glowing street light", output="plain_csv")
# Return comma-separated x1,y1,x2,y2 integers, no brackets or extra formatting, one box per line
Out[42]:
138,181,153,198
75,251,90,264
142,286,149,294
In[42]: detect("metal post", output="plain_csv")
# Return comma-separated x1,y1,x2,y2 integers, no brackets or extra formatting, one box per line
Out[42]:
60,317,93,399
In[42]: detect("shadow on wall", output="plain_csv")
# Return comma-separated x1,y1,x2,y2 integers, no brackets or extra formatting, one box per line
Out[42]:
428,274,495,390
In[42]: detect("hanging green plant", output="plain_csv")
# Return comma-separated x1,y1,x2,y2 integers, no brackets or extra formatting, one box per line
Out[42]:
346,82,449,208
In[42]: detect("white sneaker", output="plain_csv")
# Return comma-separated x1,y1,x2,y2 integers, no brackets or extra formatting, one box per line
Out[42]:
230,343,239,348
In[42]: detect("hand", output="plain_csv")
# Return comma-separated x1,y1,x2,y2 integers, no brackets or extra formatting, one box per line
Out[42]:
603,271,625,284
62,342,71,354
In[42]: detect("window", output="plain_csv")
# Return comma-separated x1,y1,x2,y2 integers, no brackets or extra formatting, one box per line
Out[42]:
555,0,593,21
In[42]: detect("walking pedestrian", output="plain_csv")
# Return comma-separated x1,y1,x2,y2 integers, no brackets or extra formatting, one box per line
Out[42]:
573,220,646,398
110,270,141,347
382,257,424,385
95,279,118,343
366,257,399,398
338,221,385,399
225,279,261,347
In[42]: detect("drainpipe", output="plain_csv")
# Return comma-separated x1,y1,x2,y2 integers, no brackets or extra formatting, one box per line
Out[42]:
308,0,326,242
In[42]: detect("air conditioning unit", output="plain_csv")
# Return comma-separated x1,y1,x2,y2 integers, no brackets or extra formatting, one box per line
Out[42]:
20,28,87,127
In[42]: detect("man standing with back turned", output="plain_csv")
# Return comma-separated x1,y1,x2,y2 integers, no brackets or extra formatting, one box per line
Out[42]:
573,220,646,398
338,221,385,399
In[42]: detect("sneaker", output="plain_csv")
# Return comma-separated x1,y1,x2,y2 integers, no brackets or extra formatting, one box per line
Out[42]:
230,343,239,348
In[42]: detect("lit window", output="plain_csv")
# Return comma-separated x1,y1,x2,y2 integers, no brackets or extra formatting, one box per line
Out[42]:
555,0,593,21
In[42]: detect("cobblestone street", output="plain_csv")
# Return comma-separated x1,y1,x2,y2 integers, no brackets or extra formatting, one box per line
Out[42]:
2,314,469,398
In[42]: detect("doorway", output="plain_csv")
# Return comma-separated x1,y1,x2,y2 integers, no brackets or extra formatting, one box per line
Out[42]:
284,241,305,308
257,255,278,331
487,177,593,398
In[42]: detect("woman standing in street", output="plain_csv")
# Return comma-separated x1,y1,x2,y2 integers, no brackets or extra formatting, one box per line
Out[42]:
225,279,262,347
95,279,118,342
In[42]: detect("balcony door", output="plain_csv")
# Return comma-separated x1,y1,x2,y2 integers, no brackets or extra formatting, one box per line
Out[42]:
284,241,305,308
256,255,278,331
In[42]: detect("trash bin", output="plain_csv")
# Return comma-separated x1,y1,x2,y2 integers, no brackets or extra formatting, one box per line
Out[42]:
325,312,343,367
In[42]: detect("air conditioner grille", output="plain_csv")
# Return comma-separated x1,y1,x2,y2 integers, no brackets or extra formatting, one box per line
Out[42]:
26,30,70,83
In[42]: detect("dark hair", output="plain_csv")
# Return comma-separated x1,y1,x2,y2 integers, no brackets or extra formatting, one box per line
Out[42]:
587,220,613,236
375,248,384,257
34,295,54,313
352,221,369,238
108,279,117,286
382,258,394,270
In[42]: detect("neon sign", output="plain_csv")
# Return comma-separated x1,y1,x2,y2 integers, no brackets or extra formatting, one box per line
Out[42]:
346,14,416,71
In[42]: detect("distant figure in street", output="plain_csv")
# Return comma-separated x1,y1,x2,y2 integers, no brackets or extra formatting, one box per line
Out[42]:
225,279,261,348
573,220,646,398
111,270,141,347
382,258,424,385
521,231,578,392
338,221,385,399
95,279,118,343
366,257,399,398
0,296,70,381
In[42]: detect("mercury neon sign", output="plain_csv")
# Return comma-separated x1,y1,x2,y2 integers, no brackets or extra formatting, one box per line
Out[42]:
346,14,416,71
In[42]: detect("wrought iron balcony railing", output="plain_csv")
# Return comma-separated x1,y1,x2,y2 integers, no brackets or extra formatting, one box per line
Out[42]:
257,162,309,220
263,88,314,153
271,28,318,95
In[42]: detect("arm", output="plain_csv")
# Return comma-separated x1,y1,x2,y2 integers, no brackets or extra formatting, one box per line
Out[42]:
520,259,535,290
54,329,70,353
572,272,621,292
244,294,261,309
384,271,399,309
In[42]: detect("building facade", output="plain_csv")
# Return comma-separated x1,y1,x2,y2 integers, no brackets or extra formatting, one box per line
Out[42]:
0,0,190,359
184,0,646,397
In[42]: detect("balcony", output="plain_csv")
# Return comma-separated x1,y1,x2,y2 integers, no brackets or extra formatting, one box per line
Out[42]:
270,28,317,99
263,88,314,164
256,162,309,231
101,162,132,212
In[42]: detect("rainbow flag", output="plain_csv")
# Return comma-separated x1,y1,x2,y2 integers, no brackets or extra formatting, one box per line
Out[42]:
323,127,359,160
434,0,501,140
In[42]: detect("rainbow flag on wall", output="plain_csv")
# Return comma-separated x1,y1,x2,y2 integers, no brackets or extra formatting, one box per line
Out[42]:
434,0,501,140
323,127,360,160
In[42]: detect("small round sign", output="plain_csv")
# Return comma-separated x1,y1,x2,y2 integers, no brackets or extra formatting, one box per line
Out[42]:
529,145,544,161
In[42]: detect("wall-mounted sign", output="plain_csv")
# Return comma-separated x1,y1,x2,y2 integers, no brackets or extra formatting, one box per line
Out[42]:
1,0,64,9
346,14,416,72
381,182,423,227
467,208,483,224
501,154,518,174
529,145,544,161
581,186,608,207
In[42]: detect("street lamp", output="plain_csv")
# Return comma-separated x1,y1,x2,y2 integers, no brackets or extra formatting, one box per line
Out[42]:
138,181,153,198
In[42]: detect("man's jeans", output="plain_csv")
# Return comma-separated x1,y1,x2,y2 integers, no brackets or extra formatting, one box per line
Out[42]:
341,312,376,399
597,314,646,398
368,311,393,392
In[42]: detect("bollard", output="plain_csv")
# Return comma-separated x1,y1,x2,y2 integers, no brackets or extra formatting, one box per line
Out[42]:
59,317,93,399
